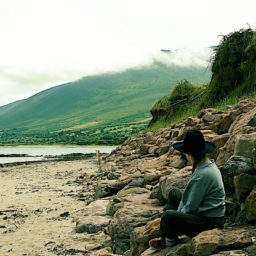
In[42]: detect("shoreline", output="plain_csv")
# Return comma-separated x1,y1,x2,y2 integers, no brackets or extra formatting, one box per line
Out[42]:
0,152,108,167
0,144,118,147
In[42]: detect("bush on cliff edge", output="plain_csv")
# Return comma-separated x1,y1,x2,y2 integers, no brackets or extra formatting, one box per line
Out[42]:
202,28,255,106
149,80,206,127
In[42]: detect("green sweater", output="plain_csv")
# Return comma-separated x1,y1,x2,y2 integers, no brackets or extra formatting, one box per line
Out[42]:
178,161,225,217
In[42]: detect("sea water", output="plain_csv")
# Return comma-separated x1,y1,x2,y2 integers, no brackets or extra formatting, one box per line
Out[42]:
0,145,116,164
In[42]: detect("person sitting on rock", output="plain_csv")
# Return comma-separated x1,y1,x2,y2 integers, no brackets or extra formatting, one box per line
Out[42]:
148,129,226,250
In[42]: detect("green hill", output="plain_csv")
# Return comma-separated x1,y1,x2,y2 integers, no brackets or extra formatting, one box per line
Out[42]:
0,61,211,145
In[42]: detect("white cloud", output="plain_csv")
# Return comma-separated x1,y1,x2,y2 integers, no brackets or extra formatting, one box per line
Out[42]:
0,0,255,105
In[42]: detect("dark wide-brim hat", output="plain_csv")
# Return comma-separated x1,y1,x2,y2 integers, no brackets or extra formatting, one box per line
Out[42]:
172,129,216,155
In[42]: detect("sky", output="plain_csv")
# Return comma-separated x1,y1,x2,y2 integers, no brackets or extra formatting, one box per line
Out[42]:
0,0,255,106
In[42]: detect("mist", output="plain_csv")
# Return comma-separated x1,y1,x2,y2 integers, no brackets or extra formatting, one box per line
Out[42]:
0,48,213,106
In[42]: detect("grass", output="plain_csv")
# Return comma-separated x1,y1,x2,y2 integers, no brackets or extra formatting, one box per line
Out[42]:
147,89,256,133
147,102,202,132
58,121,99,131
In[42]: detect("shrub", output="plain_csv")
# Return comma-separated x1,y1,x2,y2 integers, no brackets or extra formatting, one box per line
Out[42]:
203,28,254,106
150,80,206,125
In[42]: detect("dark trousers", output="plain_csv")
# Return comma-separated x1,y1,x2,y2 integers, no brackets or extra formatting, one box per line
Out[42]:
161,188,224,239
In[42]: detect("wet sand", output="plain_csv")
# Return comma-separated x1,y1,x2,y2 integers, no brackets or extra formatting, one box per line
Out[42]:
0,159,109,256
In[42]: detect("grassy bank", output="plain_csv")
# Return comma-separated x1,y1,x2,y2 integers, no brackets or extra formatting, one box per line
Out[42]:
148,28,256,131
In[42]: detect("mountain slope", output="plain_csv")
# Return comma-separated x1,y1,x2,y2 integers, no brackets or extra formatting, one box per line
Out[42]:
0,63,211,132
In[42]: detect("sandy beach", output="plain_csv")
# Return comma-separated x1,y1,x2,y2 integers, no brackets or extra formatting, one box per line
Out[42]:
0,159,110,256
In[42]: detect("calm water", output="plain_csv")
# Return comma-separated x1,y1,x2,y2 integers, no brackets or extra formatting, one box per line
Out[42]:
0,145,116,164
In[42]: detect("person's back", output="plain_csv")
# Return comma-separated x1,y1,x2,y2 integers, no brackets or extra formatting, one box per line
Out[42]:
178,160,225,217
148,130,226,250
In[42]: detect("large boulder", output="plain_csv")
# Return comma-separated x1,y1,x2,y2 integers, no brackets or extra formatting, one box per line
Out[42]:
130,218,161,256
220,155,254,195
234,133,256,160
214,113,234,134
216,103,256,166
159,167,191,199
75,199,111,234
234,173,256,203
107,189,162,254
76,215,111,234
187,227,254,256
245,187,256,222
140,227,256,256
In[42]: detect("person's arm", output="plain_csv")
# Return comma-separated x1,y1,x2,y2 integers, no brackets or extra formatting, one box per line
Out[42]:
179,175,209,214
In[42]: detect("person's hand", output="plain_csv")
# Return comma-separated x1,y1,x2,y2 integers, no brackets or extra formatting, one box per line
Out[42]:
143,218,161,235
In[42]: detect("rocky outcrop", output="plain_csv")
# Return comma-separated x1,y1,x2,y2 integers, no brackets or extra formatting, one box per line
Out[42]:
74,100,256,255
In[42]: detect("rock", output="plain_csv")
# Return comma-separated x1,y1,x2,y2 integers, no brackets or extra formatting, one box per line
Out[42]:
124,177,145,189
211,133,230,149
140,145,149,156
248,114,256,126
187,228,221,256
145,132,156,144
168,155,187,169
187,227,254,256
159,143,170,156
141,244,188,256
211,133,231,160
245,188,256,222
216,105,256,166
234,173,256,203
198,108,216,118
98,100,256,256
139,227,255,256
177,127,187,140
210,250,250,255
59,211,70,218
156,137,165,146
117,187,149,197
148,146,160,156
200,129,218,141
170,129,179,139
76,215,111,233
107,172,121,180
160,167,191,199
251,147,256,169
94,173,143,199
107,192,162,254
106,196,123,216
185,117,201,127
234,133,256,159
144,171,162,184
220,155,254,194
94,180,120,198
80,231,111,253
225,197,240,222
202,113,215,123
92,247,120,256
103,162,119,173
215,113,233,134
84,199,110,216
130,219,161,256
